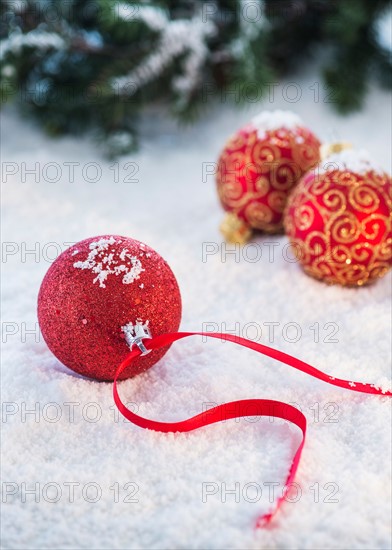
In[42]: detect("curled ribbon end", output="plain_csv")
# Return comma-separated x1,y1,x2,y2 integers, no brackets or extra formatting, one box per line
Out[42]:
255,513,273,529
113,330,390,530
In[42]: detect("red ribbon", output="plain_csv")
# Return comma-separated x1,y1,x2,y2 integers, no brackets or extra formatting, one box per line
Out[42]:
113,331,391,527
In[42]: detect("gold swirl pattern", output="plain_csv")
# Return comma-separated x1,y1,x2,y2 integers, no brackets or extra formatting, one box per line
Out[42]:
322,189,347,211
216,126,321,232
250,143,277,170
284,167,392,286
330,213,361,243
303,231,329,262
268,190,287,214
362,214,388,241
273,162,302,191
295,205,315,231
255,176,270,196
349,185,380,213
245,202,273,227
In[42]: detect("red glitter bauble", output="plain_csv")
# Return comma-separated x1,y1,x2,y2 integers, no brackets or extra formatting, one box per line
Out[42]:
216,110,321,237
284,149,392,286
37,235,182,381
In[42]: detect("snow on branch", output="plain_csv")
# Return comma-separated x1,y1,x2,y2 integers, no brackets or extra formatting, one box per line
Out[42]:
0,29,65,63
111,6,216,98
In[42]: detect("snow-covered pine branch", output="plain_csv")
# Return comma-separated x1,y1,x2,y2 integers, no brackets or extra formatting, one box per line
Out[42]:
111,5,216,99
0,29,65,63
230,0,266,66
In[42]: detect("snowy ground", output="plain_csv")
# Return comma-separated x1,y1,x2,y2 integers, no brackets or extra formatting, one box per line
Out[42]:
1,75,391,550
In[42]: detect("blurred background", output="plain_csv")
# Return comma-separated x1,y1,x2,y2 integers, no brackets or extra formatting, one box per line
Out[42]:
1,3,392,550
1,0,391,155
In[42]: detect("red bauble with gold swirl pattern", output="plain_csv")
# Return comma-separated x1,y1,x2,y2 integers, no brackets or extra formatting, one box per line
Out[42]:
216,110,321,242
284,149,392,287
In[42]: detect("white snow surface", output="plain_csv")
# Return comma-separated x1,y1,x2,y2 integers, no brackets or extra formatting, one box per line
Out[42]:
1,76,391,550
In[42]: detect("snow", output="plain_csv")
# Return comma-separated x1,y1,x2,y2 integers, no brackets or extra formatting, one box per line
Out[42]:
251,110,303,139
0,29,65,62
112,12,216,98
73,238,144,288
239,0,266,39
375,5,392,53
1,75,391,549
116,4,168,32
319,148,383,176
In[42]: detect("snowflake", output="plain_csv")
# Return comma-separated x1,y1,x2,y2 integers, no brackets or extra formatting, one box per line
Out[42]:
73,237,144,288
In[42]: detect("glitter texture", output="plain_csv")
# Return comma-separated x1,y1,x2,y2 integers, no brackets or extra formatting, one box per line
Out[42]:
37,235,182,380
